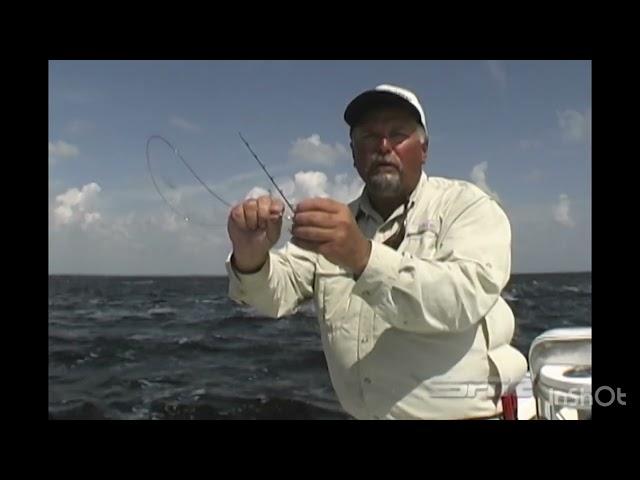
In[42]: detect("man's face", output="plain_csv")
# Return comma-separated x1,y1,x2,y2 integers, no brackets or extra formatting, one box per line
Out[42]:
350,106,427,199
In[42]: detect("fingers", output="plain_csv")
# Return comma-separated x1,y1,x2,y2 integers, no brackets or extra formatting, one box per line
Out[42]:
229,196,285,232
268,197,285,217
232,197,341,231
266,214,282,243
291,225,334,243
244,198,259,230
292,211,335,228
230,203,248,230
257,196,272,229
295,197,341,214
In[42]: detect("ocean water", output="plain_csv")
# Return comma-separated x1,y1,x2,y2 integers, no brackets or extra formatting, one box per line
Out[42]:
48,272,591,419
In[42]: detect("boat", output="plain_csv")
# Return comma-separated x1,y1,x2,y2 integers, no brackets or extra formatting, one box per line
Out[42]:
515,327,591,420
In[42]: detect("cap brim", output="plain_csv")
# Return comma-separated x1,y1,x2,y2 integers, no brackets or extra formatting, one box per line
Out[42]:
344,90,422,127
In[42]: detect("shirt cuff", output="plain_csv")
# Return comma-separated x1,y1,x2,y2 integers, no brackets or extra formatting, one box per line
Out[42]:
225,251,272,296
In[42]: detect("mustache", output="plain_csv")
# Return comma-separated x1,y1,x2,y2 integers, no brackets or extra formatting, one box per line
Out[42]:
367,155,401,174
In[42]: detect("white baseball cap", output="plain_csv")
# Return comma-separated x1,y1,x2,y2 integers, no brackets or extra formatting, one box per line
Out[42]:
344,84,428,136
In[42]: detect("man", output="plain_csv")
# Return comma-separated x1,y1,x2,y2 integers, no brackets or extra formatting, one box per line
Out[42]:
225,84,528,420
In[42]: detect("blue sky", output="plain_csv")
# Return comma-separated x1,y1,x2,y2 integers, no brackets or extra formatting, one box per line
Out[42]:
48,60,591,275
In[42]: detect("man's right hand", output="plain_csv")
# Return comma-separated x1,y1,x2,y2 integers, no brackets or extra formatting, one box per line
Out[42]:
228,196,285,273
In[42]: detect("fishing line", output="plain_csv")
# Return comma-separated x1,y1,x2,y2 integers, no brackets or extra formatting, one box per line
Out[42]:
146,134,293,228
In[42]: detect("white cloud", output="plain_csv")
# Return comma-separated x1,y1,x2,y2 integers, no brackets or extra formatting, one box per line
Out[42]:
244,186,270,200
50,200,231,275
53,182,102,230
244,171,364,208
49,176,589,276
291,171,329,198
557,108,591,143
331,173,365,203
156,182,231,226
49,179,590,275
487,60,507,90
49,140,79,159
169,116,202,133
504,202,590,273
147,210,189,233
49,179,243,275
288,134,349,166
552,194,575,227
238,170,364,252
470,161,500,201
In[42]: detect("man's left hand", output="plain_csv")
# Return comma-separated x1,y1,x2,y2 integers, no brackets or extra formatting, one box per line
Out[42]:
291,198,371,275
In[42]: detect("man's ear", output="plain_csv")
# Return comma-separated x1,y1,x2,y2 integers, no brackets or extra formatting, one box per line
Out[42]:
351,141,356,167
421,139,428,165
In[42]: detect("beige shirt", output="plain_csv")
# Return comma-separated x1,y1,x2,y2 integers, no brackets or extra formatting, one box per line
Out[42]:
225,171,528,419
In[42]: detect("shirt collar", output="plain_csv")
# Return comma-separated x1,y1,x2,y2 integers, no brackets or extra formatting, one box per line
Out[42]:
355,171,428,226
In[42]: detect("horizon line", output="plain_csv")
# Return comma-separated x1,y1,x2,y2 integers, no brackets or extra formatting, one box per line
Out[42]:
49,270,592,277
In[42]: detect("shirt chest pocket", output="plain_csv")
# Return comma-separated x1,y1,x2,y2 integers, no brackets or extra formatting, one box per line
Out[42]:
401,229,440,259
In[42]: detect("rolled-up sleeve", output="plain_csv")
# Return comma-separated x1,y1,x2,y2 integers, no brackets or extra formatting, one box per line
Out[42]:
351,195,511,333
226,242,317,318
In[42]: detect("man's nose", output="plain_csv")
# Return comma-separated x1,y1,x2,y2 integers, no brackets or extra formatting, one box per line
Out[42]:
377,136,393,153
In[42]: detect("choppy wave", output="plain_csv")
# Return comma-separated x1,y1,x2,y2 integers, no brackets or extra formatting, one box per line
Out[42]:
49,396,351,420
147,307,177,315
49,273,591,419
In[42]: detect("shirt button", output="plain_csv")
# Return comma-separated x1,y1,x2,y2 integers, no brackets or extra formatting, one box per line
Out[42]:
361,337,368,343
363,377,372,385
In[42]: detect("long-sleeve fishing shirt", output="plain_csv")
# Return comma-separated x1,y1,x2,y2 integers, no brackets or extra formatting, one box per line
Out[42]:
225,171,528,419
